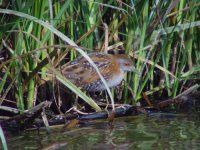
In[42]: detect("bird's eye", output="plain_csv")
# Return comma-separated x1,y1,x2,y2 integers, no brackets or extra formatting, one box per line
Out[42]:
124,63,130,66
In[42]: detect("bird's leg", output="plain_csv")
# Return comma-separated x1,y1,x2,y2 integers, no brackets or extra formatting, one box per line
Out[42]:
115,82,123,101
74,94,86,111
105,91,110,111
74,95,78,108
65,105,88,115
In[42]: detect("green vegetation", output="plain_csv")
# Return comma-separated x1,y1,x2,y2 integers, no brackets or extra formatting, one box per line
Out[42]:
0,0,199,112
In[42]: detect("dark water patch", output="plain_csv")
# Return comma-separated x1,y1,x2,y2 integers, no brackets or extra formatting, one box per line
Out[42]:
3,114,200,150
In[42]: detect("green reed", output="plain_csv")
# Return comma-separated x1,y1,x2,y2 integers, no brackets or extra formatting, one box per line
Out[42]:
0,0,199,112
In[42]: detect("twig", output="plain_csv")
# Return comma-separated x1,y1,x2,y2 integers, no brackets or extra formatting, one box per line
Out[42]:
158,84,199,108
0,106,20,114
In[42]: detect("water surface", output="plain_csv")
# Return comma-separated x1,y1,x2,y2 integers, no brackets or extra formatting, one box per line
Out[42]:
4,113,200,149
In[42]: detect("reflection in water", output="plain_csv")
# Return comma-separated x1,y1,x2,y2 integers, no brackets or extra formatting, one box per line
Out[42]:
4,114,200,149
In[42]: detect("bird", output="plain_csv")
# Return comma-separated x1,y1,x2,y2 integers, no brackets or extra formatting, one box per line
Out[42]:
61,52,135,92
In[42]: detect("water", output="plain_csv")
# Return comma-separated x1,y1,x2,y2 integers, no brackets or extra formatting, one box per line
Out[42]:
4,114,200,150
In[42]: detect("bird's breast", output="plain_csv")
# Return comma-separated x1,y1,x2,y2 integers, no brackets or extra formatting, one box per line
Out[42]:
107,70,124,88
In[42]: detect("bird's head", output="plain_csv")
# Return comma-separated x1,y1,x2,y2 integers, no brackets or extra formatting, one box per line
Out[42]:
114,54,136,72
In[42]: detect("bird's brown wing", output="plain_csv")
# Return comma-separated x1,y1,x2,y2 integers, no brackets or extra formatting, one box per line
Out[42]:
61,53,114,88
